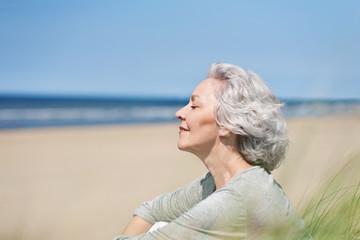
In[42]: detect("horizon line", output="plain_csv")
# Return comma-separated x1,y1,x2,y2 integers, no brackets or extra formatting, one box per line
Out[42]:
0,92,359,102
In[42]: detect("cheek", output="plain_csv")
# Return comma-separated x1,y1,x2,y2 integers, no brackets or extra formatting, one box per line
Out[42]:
190,113,218,134
201,111,217,127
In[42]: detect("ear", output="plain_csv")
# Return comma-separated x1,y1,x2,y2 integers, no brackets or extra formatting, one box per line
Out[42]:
218,126,232,137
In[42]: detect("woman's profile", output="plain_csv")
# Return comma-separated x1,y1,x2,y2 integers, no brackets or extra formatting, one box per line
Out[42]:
113,63,312,239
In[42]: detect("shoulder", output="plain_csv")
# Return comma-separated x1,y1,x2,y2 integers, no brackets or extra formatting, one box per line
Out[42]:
226,166,279,195
222,166,294,217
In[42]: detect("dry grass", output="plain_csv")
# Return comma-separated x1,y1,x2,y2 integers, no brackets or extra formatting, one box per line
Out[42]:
302,155,360,239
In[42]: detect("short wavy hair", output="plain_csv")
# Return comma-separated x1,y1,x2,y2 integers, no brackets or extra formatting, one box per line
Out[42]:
207,63,289,171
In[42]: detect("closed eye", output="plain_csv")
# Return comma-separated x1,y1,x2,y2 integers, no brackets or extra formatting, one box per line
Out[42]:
191,105,197,109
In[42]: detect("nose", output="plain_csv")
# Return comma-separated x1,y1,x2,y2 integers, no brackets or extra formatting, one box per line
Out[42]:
175,105,186,121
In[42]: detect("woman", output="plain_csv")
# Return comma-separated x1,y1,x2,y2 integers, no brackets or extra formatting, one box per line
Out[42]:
113,63,312,239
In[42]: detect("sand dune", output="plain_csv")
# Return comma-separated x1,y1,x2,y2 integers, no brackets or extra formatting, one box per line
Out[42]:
0,114,359,240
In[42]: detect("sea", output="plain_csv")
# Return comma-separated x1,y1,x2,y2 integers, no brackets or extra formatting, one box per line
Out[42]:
0,95,359,129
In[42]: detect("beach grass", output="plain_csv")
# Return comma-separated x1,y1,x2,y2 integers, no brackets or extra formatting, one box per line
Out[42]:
302,154,360,239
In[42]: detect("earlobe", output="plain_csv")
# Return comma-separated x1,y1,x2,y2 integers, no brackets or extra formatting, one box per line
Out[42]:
218,126,232,137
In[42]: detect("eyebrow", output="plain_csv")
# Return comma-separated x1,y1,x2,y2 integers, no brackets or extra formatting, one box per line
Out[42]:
191,95,200,101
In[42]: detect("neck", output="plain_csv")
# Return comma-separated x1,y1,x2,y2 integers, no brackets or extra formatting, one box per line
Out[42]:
199,139,254,190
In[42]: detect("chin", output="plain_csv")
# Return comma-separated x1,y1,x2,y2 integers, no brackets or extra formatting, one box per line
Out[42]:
177,143,186,151
177,142,190,152
178,144,198,157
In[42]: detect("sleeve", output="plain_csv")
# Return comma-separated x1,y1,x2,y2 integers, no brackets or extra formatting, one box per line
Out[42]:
112,188,247,240
133,172,213,224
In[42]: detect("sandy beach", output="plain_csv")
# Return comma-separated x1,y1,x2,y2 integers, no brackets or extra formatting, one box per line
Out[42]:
1,113,359,240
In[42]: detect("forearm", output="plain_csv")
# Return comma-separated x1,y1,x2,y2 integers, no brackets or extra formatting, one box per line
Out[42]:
121,216,153,237
133,173,209,223
113,189,246,240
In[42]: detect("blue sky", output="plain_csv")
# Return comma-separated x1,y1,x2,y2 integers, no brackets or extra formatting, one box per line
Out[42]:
0,0,359,99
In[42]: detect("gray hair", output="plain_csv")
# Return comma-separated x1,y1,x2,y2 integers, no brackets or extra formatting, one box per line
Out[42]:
207,63,289,171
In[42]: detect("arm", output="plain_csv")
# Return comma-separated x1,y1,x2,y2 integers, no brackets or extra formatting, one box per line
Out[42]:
133,172,212,224
113,189,246,240
121,216,153,237
113,173,214,239
113,173,213,239
114,187,311,240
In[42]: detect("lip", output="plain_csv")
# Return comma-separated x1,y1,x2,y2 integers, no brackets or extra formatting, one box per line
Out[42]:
179,126,189,133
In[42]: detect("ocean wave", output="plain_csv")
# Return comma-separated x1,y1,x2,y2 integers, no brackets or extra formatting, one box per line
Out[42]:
0,107,179,121
1,98,359,129
282,101,360,118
